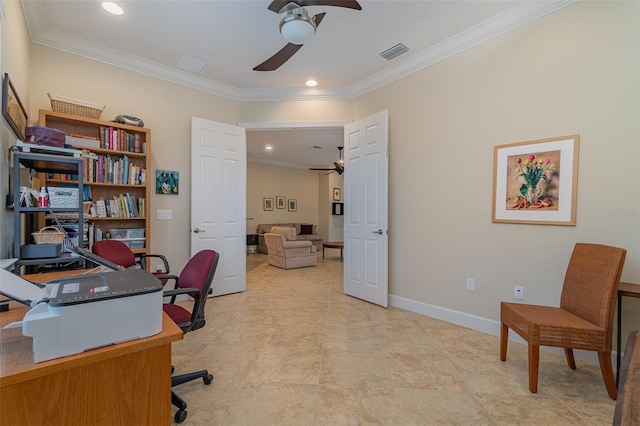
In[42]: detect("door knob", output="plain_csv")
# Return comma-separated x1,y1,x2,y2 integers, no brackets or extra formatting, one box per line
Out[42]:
193,228,205,233
372,229,383,235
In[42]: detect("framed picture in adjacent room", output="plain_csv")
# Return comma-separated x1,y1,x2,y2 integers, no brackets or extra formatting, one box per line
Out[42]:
263,197,274,211
276,196,285,209
288,199,297,212
333,188,341,201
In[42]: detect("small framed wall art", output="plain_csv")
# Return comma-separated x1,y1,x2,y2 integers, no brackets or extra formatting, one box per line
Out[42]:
276,196,285,209
333,188,341,201
156,170,179,195
288,199,297,212
264,197,274,211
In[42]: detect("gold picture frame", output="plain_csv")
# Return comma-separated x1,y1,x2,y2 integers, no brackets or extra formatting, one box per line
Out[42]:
2,73,27,141
492,135,579,226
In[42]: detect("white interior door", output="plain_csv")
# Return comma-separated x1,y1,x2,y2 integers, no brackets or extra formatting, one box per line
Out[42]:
191,117,246,296
343,111,389,307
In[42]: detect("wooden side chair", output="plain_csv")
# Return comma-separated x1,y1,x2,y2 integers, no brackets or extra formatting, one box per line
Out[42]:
500,243,627,399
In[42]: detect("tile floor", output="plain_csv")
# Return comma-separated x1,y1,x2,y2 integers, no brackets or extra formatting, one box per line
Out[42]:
170,254,616,425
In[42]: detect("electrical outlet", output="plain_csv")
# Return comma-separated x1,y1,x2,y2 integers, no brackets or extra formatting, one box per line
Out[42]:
514,286,524,300
466,278,475,291
156,264,164,273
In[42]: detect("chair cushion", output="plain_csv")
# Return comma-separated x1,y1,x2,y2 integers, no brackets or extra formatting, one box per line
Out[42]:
163,303,192,329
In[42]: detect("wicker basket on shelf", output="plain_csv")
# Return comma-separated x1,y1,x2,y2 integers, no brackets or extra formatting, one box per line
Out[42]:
31,226,66,245
48,93,105,119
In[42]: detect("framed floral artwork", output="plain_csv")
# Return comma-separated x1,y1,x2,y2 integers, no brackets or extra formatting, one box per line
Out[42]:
333,187,341,201
288,199,297,212
492,135,579,225
276,196,285,209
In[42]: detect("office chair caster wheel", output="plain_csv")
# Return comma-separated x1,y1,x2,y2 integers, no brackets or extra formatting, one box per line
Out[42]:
174,409,187,423
203,373,214,385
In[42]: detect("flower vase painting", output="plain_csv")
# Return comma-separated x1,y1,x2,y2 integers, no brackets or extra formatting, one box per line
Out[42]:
507,150,560,211
493,135,579,225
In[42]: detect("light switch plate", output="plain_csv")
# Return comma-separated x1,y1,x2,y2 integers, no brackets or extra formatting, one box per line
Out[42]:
157,209,172,220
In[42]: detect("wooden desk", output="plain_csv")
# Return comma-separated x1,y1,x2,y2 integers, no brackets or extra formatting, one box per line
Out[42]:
617,282,640,387
0,270,183,425
613,331,640,425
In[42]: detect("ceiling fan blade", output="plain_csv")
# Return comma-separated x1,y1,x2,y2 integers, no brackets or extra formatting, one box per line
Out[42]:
253,43,303,71
268,0,301,13
299,0,362,10
313,12,326,27
309,167,335,171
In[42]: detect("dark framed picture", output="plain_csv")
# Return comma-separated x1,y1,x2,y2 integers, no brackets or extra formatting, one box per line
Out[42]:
156,169,179,195
264,197,274,211
2,73,28,141
288,199,297,212
333,187,341,201
276,196,285,209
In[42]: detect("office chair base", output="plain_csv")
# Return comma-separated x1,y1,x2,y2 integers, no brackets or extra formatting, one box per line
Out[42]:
171,370,214,423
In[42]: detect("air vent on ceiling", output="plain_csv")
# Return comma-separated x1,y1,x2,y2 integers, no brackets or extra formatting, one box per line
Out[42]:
379,43,409,61
174,53,209,74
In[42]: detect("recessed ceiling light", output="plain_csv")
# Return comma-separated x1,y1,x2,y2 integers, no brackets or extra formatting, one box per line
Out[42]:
305,80,317,87
265,145,273,151
102,2,123,15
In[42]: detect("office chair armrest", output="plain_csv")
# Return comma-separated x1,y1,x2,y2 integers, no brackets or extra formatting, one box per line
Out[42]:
156,274,179,302
162,287,203,329
138,253,171,273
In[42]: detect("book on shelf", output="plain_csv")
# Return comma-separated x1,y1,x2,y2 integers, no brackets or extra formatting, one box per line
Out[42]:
99,126,145,153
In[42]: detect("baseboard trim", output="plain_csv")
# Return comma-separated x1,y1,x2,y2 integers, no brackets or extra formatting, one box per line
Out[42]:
389,294,607,366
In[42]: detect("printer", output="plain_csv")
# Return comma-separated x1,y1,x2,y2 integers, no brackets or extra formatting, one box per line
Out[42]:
0,268,163,362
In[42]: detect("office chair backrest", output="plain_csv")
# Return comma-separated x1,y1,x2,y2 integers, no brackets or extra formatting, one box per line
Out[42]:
178,249,219,332
92,240,137,268
560,243,626,338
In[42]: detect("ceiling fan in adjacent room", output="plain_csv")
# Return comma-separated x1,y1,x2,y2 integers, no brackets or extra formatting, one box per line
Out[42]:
253,0,362,71
309,146,344,175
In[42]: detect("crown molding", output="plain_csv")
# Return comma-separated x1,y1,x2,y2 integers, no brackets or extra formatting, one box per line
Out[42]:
23,0,575,102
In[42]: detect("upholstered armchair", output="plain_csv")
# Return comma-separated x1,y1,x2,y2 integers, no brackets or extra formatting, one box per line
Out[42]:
264,226,317,269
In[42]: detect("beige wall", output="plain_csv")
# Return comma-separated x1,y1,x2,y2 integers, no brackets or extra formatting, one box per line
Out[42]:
354,1,640,335
28,45,239,271
2,1,638,348
0,0,31,258
247,162,320,234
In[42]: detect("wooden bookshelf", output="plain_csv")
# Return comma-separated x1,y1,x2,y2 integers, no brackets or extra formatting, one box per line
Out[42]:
38,109,151,256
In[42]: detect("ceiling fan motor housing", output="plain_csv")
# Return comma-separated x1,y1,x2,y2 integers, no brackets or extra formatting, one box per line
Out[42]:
279,7,317,44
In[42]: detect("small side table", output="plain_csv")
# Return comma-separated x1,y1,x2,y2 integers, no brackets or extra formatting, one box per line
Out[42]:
617,282,640,386
322,242,344,262
246,234,259,255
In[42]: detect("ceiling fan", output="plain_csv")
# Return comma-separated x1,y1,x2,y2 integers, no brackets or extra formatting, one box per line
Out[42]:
253,0,362,72
309,146,344,175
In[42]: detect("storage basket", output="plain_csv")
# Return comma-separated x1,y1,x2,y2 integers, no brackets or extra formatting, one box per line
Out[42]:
48,187,79,209
48,93,105,119
32,226,66,245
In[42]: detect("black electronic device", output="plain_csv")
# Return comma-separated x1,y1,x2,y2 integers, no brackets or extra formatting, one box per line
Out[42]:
114,115,144,127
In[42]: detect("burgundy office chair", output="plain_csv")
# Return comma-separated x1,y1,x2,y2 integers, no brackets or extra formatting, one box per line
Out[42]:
91,239,171,278
162,249,219,424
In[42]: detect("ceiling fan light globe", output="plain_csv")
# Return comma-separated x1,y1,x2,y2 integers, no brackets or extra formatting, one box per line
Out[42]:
280,8,316,45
